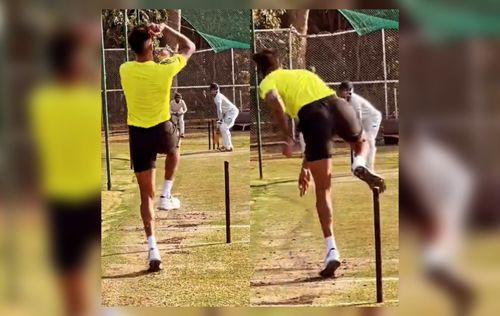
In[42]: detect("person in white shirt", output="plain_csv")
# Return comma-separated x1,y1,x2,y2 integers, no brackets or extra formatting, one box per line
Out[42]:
209,83,239,152
338,81,382,171
170,92,187,137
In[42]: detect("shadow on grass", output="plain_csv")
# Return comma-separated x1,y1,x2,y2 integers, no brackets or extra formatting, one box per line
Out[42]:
102,270,151,279
251,275,334,287
101,250,145,258
182,241,226,248
155,150,221,158
180,240,250,248
180,150,219,156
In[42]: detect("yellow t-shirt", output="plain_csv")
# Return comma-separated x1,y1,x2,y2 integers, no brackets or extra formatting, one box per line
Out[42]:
29,83,101,201
120,54,187,128
259,69,336,118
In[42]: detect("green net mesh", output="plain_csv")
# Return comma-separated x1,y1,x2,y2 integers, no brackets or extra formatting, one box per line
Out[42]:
339,9,399,35
182,9,250,53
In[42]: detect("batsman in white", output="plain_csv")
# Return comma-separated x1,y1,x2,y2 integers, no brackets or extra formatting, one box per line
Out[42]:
337,81,383,171
209,83,239,152
170,92,188,137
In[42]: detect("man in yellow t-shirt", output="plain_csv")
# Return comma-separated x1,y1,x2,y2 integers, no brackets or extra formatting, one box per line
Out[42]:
30,25,100,316
253,49,386,279
120,23,195,272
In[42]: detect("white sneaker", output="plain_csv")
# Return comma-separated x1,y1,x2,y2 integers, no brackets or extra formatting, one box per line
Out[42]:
148,247,162,272
320,248,341,278
352,156,386,193
158,195,181,210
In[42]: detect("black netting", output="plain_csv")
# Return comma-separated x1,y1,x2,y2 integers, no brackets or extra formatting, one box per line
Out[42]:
104,50,126,90
102,10,250,134
306,31,384,83
385,30,399,81
103,48,249,133
177,50,233,86
251,29,399,151
251,30,292,145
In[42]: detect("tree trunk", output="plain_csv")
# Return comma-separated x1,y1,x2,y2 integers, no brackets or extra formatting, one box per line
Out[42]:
164,9,181,51
165,9,181,90
286,9,309,69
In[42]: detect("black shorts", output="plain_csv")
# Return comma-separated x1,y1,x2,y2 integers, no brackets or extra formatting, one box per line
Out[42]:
129,120,179,173
48,197,100,272
298,95,362,162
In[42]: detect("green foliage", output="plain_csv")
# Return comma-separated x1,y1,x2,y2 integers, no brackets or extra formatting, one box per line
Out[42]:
253,9,286,29
101,9,169,48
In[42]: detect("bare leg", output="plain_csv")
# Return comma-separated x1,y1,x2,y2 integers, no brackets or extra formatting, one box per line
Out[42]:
350,131,370,159
307,158,341,278
308,158,333,238
164,149,180,181
60,269,86,316
367,137,377,171
135,168,156,237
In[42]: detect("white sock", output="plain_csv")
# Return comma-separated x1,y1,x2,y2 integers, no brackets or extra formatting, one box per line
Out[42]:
161,180,173,198
352,155,366,170
325,235,337,253
147,235,157,249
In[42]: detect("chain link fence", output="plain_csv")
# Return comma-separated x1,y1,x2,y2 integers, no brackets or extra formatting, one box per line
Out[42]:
101,13,251,134
251,28,399,149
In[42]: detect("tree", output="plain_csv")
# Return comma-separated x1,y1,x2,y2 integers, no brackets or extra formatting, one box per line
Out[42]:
163,10,181,91
253,9,286,29
163,10,181,50
101,9,170,49
285,9,310,69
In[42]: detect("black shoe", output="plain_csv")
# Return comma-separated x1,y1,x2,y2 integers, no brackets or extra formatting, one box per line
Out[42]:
319,260,341,278
319,248,341,278
148,259,162,272
353,165,386,193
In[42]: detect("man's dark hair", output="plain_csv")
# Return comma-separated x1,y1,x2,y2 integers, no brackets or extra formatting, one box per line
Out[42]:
252,49,280,76
175,92,182,98
47,28,80,76
339,81,354,91
209,83,219,91
128,24,151,55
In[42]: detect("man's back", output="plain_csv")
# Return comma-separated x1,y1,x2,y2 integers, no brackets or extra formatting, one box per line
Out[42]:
30,83,101,200
259,69,335,118
120,54,187,128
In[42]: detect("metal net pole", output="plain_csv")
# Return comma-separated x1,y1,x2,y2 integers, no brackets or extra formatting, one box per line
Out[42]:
231,48,236,104
252,12,263,179
101,12,112,190
288,28,295,141
382,29,389,120
124,9,129,61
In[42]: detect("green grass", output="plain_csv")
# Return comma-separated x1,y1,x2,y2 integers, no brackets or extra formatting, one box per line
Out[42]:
101,135,399,306
101,131,251,306
250,145,399,306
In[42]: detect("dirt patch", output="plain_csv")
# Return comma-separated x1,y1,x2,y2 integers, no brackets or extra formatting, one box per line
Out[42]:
119,226,144,232
157,236,184,245
255,294,318,306
250,247,376,306
171,223,199,228
165,249,190,255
